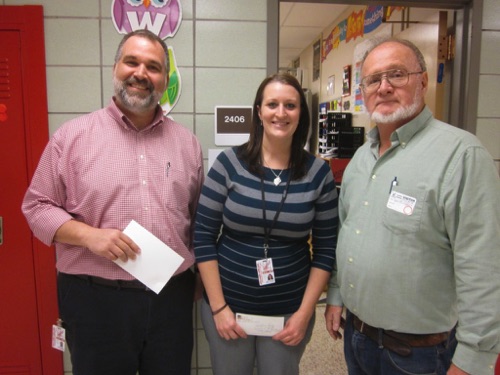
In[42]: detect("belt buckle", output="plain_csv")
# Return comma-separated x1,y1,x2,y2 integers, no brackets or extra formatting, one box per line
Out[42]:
383,334,412,356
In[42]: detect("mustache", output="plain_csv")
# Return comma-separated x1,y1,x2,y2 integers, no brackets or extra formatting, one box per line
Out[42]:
125,76,154,93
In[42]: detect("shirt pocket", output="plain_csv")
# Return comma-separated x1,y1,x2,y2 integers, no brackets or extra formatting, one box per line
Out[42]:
382,187,427,234
162,165,193,215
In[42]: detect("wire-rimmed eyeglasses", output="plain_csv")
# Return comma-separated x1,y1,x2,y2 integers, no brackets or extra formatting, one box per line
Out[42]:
359,69,424,94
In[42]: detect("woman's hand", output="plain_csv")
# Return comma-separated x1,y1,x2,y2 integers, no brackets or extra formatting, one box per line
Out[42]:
272,309,311,346
213,305,247,340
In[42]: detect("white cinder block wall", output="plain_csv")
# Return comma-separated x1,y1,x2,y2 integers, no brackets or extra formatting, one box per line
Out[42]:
477,0,500,173
1,0,497,374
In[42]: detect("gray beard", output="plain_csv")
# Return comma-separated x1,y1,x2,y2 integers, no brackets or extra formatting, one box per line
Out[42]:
113,76,161,112
370,85,423,125
370,100,421,124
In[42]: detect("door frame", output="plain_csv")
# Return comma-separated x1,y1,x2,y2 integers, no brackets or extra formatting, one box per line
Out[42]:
0,6,63,374
267,0,481,133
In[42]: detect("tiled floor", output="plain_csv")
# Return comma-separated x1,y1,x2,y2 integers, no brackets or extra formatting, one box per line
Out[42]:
300,299,348,375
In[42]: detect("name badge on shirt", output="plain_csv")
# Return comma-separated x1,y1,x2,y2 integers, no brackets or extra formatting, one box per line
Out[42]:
256,258,275,286
387,190,417,216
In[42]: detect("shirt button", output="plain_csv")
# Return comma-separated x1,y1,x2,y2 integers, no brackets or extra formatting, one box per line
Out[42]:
142,180,147,185
348,257,354,263
140,155,145,159
355,229,361,234
401,142,406,148
363,201,369,206
349,284,354,289
371,174,376,180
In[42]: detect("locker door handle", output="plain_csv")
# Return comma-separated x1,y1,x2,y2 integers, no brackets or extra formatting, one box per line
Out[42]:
0,216,2,245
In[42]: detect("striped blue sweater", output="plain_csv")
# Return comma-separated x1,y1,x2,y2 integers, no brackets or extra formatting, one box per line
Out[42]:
194,147,338,315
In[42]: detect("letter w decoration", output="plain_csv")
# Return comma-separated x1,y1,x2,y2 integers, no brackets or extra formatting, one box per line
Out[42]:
112,0,181,39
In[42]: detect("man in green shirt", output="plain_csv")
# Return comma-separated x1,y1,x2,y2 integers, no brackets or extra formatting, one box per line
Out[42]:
325,38,500,375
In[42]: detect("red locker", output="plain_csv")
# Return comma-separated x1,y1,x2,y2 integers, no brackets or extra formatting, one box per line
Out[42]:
0,6,63,375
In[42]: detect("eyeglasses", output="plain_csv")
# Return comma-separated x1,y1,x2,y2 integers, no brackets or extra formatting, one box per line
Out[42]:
359,69,424,94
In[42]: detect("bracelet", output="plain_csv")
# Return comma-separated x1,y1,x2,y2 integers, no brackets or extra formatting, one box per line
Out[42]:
212,303,228,316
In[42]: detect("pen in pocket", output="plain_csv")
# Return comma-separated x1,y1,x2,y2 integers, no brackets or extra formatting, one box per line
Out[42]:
389,177,398,194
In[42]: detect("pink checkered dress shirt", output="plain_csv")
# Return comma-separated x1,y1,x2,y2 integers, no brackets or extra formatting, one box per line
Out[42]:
22,99,204,280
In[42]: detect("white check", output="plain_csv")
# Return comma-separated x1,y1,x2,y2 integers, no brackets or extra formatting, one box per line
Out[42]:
114,220,184,294
236,313,284,336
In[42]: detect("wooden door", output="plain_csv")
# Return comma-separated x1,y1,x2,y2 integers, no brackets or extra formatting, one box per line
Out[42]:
397,11,449,122
0,6,63,375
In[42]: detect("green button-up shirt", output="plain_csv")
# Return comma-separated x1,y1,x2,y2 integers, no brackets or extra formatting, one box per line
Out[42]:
327,106,500,374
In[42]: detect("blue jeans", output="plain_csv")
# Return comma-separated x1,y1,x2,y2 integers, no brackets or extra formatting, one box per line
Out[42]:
58,271,195,375
344,311,457,375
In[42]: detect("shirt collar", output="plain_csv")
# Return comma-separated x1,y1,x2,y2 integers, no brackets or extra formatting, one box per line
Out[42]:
106,97,165,131
367,105,433,147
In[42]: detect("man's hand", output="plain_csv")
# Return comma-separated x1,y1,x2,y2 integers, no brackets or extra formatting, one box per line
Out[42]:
54,220,140,262
324,304,344,340
83,227,140,262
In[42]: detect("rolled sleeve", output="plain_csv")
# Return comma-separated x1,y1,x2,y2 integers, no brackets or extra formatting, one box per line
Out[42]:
22,136,73,246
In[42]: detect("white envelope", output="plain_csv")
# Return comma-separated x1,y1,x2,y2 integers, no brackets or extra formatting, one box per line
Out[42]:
236,313,284,336
114,220,184,294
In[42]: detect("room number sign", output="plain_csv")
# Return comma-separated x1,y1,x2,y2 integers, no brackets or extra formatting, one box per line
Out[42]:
214,106,252,146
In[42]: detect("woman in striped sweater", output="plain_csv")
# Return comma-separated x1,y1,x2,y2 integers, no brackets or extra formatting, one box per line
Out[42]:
194,73,338,375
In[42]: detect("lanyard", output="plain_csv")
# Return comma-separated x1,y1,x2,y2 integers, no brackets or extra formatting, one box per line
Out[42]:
260,171,291,258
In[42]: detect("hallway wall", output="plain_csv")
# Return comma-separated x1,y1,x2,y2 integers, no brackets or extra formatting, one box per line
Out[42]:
477,0,500,172
293,2,500,172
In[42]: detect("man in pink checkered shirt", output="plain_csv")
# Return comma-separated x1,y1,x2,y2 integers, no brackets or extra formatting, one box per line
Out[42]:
22,29,204,375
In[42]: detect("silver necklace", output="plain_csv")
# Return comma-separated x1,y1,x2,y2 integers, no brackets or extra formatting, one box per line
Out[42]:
269,167,284,186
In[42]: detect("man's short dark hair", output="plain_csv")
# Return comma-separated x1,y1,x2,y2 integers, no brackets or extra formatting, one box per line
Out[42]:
114,29,169,70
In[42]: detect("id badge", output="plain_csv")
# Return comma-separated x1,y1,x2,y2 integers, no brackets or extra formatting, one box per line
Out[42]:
387,190,417,216
256,258,275,286
52,320,66,352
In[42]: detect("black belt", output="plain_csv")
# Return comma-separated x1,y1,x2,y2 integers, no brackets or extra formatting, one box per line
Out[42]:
62,270,190,291
352,314,449,356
